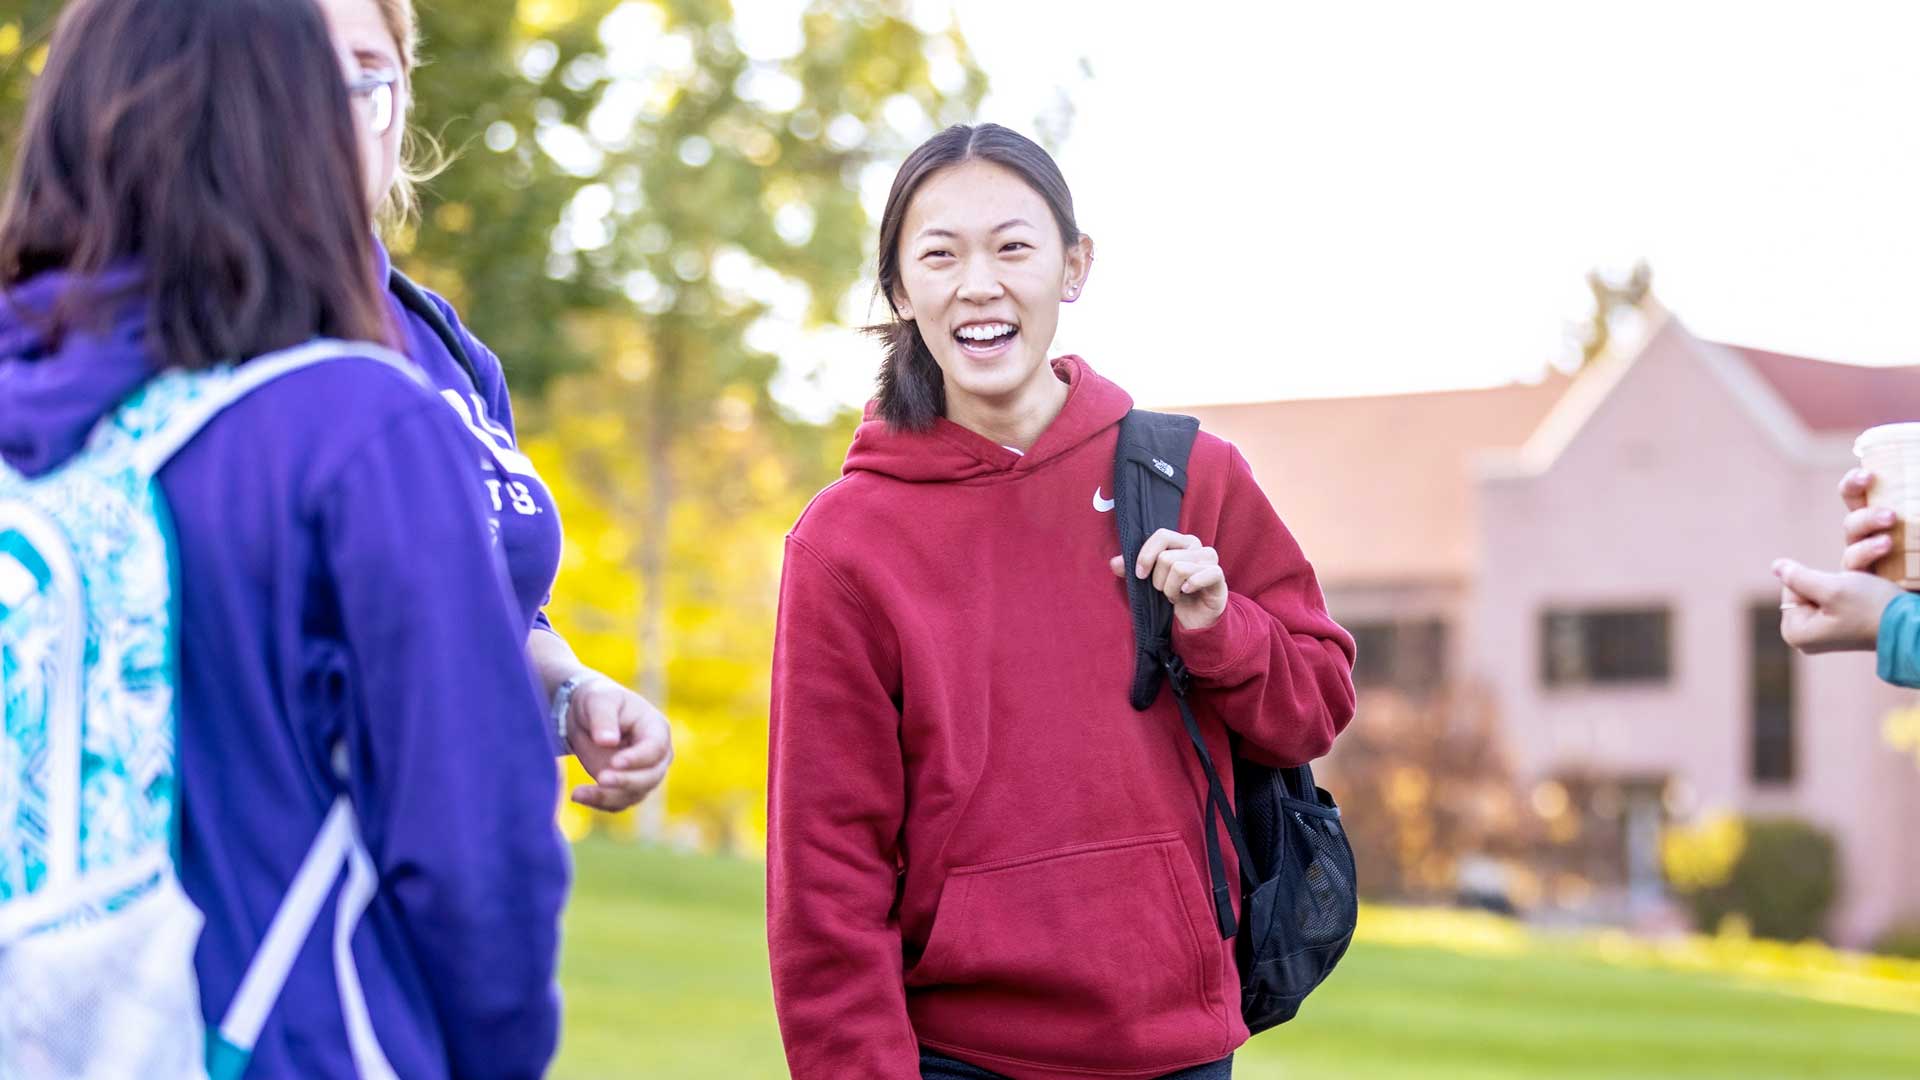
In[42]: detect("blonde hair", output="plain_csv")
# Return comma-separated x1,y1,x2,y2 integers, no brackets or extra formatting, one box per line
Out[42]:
374,0,444,229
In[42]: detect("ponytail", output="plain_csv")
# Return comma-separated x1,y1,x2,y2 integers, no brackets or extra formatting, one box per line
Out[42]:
869,318,946,431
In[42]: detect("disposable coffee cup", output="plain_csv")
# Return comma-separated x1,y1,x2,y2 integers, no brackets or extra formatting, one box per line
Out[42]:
1854,423,1920,589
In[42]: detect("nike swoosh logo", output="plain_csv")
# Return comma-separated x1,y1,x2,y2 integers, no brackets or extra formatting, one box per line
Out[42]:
1093,487,1116,513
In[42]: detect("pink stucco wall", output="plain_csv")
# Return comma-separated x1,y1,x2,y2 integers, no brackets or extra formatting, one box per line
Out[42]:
1470,319,1920,945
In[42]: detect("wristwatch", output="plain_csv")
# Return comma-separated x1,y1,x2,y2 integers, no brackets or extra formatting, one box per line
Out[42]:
549,671,605,749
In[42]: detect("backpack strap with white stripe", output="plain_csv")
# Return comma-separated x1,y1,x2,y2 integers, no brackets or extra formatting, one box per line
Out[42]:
118,339,419,478
136,341,414,1080
0,337,416,1080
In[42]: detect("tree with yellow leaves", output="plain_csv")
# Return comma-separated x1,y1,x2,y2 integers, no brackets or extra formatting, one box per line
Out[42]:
0,0,987,851
418,2,988,847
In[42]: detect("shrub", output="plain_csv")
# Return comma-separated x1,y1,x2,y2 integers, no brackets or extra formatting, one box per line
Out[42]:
1319,682,1538,902
1872,917,1920,959
1672,817,1839,941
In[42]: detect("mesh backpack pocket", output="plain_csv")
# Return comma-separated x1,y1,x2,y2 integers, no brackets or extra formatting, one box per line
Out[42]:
1234,761,1357,1032
0,340,414,1079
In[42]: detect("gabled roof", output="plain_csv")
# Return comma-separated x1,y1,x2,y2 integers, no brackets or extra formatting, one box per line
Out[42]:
1172,374,1575,587
1172,329,1920,589
1724,344,1920,434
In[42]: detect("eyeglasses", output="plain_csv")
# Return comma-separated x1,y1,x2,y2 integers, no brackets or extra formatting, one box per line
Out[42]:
347,70,398,137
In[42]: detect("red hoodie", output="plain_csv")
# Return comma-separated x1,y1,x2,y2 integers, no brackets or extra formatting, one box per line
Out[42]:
767,358,1356,1079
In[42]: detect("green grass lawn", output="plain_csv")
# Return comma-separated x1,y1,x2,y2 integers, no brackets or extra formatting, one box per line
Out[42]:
553,840,1919,1079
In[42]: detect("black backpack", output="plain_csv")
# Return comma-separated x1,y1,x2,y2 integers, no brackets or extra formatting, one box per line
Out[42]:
389,268,482,394
1112,409,1358,1034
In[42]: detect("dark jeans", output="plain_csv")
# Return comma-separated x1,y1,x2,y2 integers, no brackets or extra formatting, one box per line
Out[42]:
920,1048,1232,1079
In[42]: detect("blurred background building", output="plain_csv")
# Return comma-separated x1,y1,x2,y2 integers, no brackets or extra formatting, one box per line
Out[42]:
2,0,1918,949
8,1,1920,1072
1186,305,1920,946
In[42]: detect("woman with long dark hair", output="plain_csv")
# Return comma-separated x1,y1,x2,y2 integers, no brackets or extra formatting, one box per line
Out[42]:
0,1,566,1075
767,124,1358,1079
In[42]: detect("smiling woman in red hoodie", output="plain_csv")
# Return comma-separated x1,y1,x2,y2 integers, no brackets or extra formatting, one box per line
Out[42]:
767,124,1358,1080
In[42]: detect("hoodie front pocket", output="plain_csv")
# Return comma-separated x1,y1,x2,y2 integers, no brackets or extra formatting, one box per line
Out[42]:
906,832,1227,1073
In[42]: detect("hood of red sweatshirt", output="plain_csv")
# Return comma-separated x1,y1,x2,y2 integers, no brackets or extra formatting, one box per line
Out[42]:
843,356,1134,484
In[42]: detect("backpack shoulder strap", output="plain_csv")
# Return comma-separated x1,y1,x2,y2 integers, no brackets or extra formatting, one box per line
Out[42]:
1113,408,1257,938
388,268,482,396
1115,409,1202,710
128,339,416,478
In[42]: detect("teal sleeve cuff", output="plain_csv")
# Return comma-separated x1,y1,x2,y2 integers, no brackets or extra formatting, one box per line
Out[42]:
1877,591,1920,688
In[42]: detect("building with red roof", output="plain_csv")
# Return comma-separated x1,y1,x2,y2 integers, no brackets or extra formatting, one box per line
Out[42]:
1171,306,1920,945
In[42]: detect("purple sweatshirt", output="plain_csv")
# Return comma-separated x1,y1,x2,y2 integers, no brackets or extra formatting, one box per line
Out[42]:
374,242,563,635
0,269,569,1079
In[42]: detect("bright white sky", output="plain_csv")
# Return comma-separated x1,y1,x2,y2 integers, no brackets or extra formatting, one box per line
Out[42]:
732,0,1920,413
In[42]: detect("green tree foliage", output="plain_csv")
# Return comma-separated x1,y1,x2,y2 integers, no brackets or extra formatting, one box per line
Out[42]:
394,0,626,388
405,0,985,396
0,0,988,848
0,3,62,153
456,2,983,841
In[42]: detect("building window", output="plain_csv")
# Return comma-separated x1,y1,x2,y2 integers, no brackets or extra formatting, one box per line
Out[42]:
1749,601,1795,785
1349,619,1448,692
1540,607,1671,687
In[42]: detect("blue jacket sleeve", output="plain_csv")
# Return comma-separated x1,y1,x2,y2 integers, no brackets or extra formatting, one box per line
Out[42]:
316,401,569,1078
1878,591,1920,688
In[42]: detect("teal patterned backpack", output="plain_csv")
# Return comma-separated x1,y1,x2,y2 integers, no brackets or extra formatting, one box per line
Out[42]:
0,339,410,1080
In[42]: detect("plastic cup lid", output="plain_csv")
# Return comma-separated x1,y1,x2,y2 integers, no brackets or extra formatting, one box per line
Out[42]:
1854,423,1920,458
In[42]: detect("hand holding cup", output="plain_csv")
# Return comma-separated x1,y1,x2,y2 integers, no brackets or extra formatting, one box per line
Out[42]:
1848,424,1920,588
1840,468,1898,572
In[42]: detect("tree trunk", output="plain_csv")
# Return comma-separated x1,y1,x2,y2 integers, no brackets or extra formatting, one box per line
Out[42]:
630,346,678,843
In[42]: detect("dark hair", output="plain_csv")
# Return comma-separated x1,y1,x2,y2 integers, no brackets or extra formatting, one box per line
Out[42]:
870,124,1081,431
0,0,390,368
